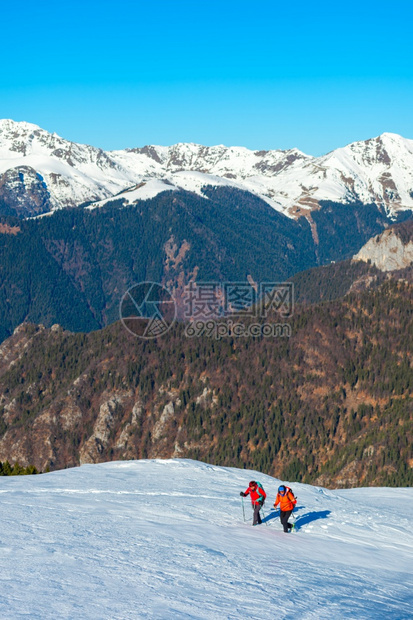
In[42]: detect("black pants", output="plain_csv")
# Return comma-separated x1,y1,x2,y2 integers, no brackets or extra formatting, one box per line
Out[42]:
253,503,262,525
280,509,292,532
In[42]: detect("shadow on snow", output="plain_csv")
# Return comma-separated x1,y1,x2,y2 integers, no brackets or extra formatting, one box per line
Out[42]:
293,509,331,530
261,506,331,530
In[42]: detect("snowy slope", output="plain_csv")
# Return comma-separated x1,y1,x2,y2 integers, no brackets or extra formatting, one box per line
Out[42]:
1,119,413,217
0,459,412,619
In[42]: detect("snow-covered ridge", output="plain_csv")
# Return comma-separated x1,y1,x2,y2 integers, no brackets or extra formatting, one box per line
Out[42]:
1,119,413,218
0,458,412,618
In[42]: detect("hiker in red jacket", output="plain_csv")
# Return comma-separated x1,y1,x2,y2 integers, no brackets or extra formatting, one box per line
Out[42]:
274,484,297,532
240,480,266,525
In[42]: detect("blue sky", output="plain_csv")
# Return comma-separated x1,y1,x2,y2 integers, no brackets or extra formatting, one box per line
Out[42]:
1,0,412,154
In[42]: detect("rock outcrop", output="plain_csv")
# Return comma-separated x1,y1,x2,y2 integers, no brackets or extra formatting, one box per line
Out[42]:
354,221,413,271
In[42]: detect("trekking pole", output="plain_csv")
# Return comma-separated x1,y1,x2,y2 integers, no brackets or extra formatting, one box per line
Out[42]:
291,508,296,532
261,504,269,526
241,496,246,522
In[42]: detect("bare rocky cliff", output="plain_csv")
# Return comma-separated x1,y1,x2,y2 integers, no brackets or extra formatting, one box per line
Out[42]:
354,220,413,271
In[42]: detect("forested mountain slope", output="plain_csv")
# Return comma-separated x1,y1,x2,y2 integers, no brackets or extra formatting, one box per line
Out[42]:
0,188,401,342
0,278,411,488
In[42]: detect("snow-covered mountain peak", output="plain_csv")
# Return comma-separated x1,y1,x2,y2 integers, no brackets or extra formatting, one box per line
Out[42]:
0,120,142,212
1,118,84,161
0,119,30,132
378,131,413,145
0,118,43,134
293,132,413,214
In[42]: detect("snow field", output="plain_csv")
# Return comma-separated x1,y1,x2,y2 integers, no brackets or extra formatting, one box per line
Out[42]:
0,459,412,619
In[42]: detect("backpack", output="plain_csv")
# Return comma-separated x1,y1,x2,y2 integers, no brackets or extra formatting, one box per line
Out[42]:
284,486,297,501
255,481,267,501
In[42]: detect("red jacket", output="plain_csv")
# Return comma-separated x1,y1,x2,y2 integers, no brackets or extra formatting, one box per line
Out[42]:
274,488,296,512
244,485,266,506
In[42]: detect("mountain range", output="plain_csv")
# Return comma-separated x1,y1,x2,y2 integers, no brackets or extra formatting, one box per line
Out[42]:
0,120,412,487
1,119,413,218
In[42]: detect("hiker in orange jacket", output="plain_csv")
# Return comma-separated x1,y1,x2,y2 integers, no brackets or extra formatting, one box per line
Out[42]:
274,484,296,532
240,480,266,525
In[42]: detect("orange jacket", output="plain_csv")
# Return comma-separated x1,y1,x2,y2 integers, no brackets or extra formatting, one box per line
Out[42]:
274,488,296,512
